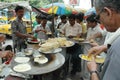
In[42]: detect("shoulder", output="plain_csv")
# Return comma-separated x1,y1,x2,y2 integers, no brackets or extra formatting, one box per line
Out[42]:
75,23,82,29
11,19,18,25
63,23,69,27
95,24,102,29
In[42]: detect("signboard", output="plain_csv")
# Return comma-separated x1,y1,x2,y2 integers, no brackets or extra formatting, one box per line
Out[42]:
69,0,79,5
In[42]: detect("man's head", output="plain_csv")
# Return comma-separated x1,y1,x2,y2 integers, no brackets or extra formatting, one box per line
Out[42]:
75,12,84,23
68,14,76,26
15,6,24,19
47,15,53,21
41,16,47,27
60,15,67,23
86,14,98,28
36,14,42,24
54,14,58,20
95,0,120,32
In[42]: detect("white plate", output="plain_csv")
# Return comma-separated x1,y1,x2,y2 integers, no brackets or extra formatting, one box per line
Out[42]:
38,48,62,54
24,48,33,56
62,41,75,47
80,41,90,44
13,64,31,72
10,71,26,78
33,51,43,58
34,56,48,64
14,57,30,63
27,38,40,44
79,54,105,63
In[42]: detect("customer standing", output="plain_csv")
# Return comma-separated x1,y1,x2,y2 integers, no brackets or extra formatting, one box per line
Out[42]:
61,14,83,75
87,0,120,80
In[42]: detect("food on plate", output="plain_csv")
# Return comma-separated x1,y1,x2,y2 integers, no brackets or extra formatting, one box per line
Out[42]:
13,64,31,72
39,37,74,52
33,53,42,58
27,38,40,43
31,39,38,42
39,42,59,52
46,32,52,35
24,48,33,55
73,38,85,41
80,54,105,63
34,55,48,64
14,57,30,63
89,39,95,43
46,37,73,47
64,41,74,47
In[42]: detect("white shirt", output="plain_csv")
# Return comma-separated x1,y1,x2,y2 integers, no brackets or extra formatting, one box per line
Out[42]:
33,24,51,40
58,22,66,30
87,24,104,44
60,22,82,37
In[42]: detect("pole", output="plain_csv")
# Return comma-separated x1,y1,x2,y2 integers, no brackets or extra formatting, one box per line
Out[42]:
51,0,55,36
91,0,94,7
28,0,33,33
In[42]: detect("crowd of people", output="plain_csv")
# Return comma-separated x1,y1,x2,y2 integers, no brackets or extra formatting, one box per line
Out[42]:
0,0,120,79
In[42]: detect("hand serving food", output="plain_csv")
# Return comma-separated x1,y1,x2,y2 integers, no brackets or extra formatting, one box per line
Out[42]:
88,45,107,57
80,54,105,63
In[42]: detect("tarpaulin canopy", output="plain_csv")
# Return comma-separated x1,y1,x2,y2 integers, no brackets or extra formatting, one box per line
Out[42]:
40,2,78,15
0,1,32,11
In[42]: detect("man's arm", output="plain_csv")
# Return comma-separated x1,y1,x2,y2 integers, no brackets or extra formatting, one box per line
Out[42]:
11,21,34,39
87,59,100,80
88,45,107,57
59,24,66,35
77,24,82,37
0,51,14,60
15,32,29,39
90,73,99,80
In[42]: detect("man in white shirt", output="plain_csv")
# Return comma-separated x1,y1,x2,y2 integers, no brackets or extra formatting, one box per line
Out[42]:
81,14,105,79
86,14,104,45
61,16,82,38
57,15,67,29
61,14,83,75
33,16,51,40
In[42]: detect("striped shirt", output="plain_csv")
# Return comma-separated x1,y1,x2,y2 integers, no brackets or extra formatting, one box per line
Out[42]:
11,17,27,51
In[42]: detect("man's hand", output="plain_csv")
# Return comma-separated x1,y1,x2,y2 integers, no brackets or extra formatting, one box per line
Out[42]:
88,45,107,57
35,29,41,33
26,34,35,39
87,57,100,80
90,42,99,47
41,30,47,33
68,35,75,38
1,51,14,60
0,34,6,42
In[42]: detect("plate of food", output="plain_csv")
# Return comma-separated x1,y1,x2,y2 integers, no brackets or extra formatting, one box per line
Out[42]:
73,38,85,42
13,64,31,72
61,41,75,47
80,41,90,44
34,55,48,64
46,32,52,35
27,38,40,44
38,48,62,54
24,48,33,56
79,54,105,63
14,57,30,63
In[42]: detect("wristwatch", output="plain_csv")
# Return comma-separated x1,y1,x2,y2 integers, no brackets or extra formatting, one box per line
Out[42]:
90,71,98,75
90,70,100,79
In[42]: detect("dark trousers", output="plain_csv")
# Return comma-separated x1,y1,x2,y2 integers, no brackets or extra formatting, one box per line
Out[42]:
67,43,83,73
